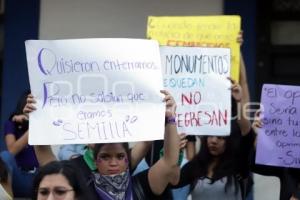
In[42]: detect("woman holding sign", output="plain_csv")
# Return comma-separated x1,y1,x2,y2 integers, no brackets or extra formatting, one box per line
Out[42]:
172,79,255,200
25,90,180,200
3,90,39,198
251,110,300,200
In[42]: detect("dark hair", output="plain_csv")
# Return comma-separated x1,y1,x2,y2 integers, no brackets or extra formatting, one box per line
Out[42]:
32,160,91,200
9,90,31,131
10,90,31,117
93,143,131,168
189,120,242,194
286,168,300,198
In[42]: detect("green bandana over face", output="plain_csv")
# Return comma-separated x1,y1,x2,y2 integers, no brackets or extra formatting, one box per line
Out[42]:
83,148,97,171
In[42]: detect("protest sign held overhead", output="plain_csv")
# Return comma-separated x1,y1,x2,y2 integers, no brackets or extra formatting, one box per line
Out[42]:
147,16,241,81
25,38,165,145
256,84,300,168
161,46,231,136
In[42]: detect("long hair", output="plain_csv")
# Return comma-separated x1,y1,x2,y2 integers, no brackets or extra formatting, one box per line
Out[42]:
32,160,91,200
189,120,242,194
9,90,31,131
286,168,300,198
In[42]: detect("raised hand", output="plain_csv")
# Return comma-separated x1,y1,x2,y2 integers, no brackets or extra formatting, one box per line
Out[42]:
23,94,36,115
228,77,242,102
160,90,176,118
252,109,263,135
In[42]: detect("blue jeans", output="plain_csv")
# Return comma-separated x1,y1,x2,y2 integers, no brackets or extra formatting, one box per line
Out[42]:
0,151,36,197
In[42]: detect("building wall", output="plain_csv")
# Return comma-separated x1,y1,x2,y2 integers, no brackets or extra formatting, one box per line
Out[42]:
39,0,223,39
1,0,40,150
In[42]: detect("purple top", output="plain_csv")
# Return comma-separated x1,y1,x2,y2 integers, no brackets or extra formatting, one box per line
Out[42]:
4,120,39,169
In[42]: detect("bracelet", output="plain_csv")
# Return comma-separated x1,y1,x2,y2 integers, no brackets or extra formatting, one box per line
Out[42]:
165,116,176,125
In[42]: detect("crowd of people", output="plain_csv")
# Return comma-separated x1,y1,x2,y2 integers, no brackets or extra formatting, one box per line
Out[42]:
0,37,299,200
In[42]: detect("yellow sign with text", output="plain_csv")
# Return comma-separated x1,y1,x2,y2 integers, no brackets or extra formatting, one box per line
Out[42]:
147,16,241,81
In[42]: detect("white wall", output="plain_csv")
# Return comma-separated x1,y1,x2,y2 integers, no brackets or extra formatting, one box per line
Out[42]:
39,0,223,39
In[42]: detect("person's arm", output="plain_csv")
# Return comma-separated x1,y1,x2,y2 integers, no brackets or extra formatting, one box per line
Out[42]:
171,159,198,188
147,90,180,195
237,30,251,134
237,31,250,105
130,141,152,170
12,114,28,123
23,94,36,115
230,78,251,136
34,145,56,166
4,119,29,155
185,136,196,161
239,54,252,135
23,94,56,166
239,54,250,104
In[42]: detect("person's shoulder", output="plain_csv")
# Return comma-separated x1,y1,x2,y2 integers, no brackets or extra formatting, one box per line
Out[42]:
70,155,85,166
4,120,16,134
4,120,14,127
132,169,172,200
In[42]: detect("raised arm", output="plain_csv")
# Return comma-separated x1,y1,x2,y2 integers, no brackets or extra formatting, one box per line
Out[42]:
230,78,251,136
147,90,180,195
23,94,36,115
34,145,56,166
239,54,250,104
237,30,249,102
130,141,152,170
5,129,29,155
23,94,56,166
252,109,263,148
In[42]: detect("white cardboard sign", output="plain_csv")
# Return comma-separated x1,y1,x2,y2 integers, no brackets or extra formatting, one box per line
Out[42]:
161,46,231,135
25,38,165,144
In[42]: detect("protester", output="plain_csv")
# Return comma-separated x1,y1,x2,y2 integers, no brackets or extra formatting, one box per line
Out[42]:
172,79,254,200
133,133,189,200
251,110,300,200
32,160,92,200
25,90,180,199
3,90,39,197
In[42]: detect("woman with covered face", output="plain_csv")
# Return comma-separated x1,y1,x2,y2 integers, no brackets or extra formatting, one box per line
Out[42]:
74,90,180,199
25,90,180,200
172,79,255,200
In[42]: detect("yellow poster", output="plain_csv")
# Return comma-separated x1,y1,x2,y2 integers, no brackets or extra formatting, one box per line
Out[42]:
147,16,241,81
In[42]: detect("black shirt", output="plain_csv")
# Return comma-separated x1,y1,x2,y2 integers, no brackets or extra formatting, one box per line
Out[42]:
70,156,172,200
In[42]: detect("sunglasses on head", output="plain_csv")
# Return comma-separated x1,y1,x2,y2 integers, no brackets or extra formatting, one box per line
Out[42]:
37,187,74,199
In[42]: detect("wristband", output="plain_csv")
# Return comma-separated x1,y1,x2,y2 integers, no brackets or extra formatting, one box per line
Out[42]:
165,116,176,125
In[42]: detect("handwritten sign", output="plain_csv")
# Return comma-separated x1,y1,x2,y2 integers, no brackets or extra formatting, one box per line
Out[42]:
161,46,231,135
256,84,300,168
147,16,241,81
25,39,165,145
